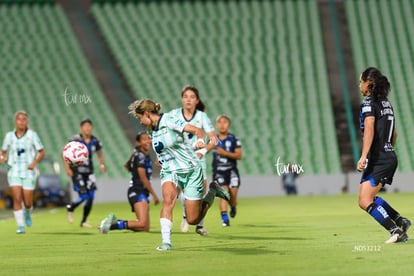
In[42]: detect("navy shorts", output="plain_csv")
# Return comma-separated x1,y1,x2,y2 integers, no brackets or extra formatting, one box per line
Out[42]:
360,153,398,187
213,168,241,188
127,186,149,212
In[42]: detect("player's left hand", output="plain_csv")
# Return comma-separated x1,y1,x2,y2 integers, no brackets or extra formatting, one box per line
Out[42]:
357,157,367,172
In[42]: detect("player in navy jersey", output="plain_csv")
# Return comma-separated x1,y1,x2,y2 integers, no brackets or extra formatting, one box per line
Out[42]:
357,67,411,243
1,111,45,234
63,119,106,228
212,115,242,226
99,132,159,233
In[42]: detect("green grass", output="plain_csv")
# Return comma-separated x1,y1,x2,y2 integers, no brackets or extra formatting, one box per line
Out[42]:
1,193,414,275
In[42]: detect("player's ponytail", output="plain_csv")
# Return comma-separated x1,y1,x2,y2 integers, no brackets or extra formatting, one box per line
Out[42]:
361,67,391,101
128,99,162,117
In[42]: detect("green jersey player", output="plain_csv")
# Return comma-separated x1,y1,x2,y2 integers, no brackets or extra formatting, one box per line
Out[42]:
128,99,229,251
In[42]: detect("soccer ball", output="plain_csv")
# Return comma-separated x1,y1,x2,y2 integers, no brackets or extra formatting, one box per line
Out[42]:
62,141,89,166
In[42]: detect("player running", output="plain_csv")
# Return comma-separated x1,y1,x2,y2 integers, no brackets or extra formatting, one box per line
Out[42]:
128,99,230,251
171,85,216,236
63,119,106,228
357,67,411,243
212,115,242,226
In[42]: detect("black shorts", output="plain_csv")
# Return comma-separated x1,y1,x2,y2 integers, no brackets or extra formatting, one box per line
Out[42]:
127,186,149,212
213,168,240,188
72,173,96,195
360,153,398,187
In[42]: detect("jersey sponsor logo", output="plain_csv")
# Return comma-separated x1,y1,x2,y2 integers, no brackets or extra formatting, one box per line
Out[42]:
17,148,25,156
153,141,164,154
362,106,371,113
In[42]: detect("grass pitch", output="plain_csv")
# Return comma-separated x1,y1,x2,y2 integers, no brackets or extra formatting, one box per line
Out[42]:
1,193,414,275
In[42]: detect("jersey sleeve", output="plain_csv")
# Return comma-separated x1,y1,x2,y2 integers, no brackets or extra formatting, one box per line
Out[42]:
136,152,146,168
32,131,44,151
164,111,187,133
95,137,103,151
200,112,215,133
360,98,375,119
235,136,242,148
1,132,11,151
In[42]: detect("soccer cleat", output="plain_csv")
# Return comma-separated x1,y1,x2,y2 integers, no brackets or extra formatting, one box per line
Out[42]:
222,220,230,227
209,181,230,201
24,209,32,227
66,205,74,224
108,213,117,224
230,206,237,218
16,226,25,234
398,217,411,233
196,226,208,236
156,243,172,251
181,218,190,233
81,222,92,228
385,228,408,244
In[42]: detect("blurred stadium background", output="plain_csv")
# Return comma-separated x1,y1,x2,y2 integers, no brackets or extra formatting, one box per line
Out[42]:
0,0,413,204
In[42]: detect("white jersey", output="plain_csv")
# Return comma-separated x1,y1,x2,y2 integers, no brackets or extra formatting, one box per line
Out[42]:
170,108,215,147
150,111,200,174
2,129,44,178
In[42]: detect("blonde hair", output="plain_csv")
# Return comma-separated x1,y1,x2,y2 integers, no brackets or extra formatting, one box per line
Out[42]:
128,99,161,117
14,110,28,121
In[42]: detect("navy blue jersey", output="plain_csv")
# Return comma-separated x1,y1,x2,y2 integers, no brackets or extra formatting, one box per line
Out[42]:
359,96,395,159
129,148,153,195
69,134,103,174
212,133,241,172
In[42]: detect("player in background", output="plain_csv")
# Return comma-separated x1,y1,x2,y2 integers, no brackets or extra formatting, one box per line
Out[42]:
212,115,242,227
99,132,159,233
128,99,229,251
171,85,216,236
357,67,411,243
63,119,106,228
1,111,45,234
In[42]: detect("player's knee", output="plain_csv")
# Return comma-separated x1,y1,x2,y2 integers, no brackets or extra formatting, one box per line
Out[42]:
358,197,371,210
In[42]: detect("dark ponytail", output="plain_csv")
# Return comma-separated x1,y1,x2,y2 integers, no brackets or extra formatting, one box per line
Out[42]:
361,67,391,101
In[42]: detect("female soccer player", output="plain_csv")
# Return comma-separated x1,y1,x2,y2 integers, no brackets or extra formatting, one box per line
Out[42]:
0,111,45,234
63,119,106,228
99,132,159,233
212,115,242,226
128,99,229,251
172,85,217,236
357,67,411,243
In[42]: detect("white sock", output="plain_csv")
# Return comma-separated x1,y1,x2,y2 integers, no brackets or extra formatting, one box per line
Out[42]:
13,209,24,227
160,218,172,245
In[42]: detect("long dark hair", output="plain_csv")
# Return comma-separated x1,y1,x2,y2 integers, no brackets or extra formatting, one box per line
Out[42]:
124,132,147,172
181,85,205,111
361,67,391,101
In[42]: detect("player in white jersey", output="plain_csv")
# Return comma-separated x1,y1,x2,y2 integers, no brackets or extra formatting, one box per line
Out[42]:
1,111,45,234
170,85,216,236
128,99,230,251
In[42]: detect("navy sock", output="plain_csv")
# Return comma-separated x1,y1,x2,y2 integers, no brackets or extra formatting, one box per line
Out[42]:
221,212,229,223
110,220,128,230
366,202,397,232
374,196,400,222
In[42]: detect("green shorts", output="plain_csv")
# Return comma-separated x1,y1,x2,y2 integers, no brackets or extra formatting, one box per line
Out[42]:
160,167,204,200
8,176,36,190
